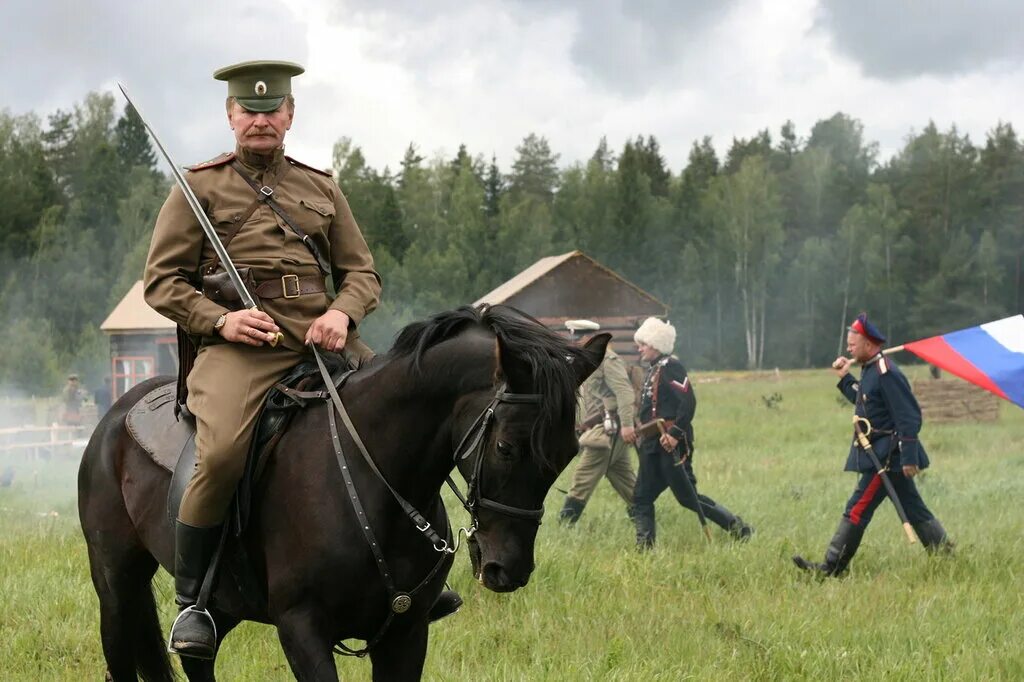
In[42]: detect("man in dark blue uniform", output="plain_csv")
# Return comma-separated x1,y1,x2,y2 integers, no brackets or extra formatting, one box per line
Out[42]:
793,314,953,576
631,317,753,549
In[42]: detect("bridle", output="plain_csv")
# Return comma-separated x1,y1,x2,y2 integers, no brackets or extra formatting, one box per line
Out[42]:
446,385,546,528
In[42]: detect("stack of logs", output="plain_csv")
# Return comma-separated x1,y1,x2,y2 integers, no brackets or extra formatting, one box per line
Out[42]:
913,378,1000,423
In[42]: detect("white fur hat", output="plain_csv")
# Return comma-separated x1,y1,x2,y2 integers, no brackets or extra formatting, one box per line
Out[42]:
634,317,676,355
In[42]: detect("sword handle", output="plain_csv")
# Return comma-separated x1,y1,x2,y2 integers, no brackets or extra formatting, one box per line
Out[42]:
245,305,284,347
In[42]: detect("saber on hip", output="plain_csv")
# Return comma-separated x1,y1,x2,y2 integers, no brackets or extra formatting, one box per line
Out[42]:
852,416,917,544
674,451,712,542
117,83,281,346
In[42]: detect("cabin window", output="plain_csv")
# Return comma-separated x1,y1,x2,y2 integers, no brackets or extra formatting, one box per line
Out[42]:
112,356,156,398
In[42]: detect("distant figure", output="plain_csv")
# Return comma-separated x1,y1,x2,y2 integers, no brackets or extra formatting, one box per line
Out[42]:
94,377,113,417
0,466,13,488
60,374,85,425
929,364,942,380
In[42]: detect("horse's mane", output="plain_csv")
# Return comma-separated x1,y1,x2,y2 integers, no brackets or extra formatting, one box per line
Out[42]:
389,305,586,466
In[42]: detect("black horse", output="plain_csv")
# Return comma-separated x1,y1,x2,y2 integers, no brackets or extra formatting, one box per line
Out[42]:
79,305,608,681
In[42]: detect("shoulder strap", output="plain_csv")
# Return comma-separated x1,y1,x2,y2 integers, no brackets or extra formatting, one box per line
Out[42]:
188,152,236,172
285,154,333,177
230,161,332,275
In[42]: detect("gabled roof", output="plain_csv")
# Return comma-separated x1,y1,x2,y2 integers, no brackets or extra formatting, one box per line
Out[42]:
100,281,176,333
474,252,577,306
474,250,667,317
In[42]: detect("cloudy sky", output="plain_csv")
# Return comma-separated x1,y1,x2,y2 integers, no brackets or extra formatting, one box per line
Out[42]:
4,0,1024,173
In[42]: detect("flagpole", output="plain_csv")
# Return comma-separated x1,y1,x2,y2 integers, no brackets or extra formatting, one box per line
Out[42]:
882,345,905,355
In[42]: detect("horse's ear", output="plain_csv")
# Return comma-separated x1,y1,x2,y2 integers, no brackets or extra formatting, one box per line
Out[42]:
574,333,610,386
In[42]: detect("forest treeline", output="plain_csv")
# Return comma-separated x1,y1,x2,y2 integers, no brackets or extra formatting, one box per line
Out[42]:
1,91,1021,394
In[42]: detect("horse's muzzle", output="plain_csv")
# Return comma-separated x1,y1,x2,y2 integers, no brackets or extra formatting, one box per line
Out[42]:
480,560,530,592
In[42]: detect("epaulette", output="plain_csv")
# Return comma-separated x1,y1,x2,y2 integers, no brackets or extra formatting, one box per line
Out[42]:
286,155,333,177
186,152,235,172
878,357,889,374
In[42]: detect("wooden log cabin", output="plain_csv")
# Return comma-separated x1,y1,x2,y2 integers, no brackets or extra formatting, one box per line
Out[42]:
474,250,668,363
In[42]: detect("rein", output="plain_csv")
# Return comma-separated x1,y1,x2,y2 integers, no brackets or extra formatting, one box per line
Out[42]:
310,347,453,657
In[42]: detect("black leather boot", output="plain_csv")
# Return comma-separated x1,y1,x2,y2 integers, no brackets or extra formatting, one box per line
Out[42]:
728,516,754,542
558,496,586,525
793,518,864,577
634,504,656,550
168,520,221,659
700,500,753,541
428,589,464,623
913,518,954,554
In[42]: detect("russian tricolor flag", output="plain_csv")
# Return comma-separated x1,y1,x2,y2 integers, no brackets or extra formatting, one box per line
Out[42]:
901,315,1024,409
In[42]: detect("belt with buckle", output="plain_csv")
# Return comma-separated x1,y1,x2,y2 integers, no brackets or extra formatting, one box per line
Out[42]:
254,274,325,300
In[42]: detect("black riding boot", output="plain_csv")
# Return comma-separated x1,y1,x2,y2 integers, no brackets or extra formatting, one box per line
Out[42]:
913,518,954,554
728,515,754,542
793,518,864,577
634,504,656,550
428,589,464,623
702,501,754,541
169,520,221,659
558,496,586,525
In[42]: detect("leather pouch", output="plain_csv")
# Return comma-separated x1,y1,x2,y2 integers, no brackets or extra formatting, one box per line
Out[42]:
202,267,258,311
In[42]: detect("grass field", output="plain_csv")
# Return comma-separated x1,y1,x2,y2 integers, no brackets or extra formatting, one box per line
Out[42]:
2,368,1023,681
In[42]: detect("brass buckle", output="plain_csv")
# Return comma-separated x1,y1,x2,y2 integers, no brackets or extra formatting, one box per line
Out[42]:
281,274,301,299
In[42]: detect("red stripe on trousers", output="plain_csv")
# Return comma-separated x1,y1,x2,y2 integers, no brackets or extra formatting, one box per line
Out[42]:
849,474,882,526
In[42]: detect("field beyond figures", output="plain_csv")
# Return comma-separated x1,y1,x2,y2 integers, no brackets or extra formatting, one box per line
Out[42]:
2,368,1022,681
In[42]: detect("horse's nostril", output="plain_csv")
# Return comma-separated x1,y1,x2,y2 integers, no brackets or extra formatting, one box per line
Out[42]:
481,561,529,592
481,562,515,592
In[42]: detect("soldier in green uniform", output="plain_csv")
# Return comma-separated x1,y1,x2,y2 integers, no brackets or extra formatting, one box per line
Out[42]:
558,320,638,524
144,60,386,658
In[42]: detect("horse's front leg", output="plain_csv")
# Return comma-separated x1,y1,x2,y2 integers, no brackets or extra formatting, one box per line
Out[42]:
369,618,429,682
276,607,339,681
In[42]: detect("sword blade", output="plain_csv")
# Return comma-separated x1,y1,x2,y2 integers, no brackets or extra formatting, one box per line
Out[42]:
117,82,258,311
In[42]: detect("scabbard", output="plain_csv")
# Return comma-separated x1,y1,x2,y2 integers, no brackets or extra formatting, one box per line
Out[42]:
853,418,917,544
674,452,712,541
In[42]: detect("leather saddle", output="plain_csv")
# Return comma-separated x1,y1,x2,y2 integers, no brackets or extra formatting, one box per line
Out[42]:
125,353,353,530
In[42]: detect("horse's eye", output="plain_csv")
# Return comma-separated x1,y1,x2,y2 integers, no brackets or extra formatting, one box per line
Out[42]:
496,440,518,459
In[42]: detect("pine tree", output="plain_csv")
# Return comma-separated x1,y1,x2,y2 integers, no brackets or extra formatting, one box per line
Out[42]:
484,154,503,219
114,103,157,172
508,134,559,203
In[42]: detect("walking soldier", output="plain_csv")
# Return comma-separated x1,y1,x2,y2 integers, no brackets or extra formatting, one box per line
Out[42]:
793,313,953,577
631,317,753,549
558,319,638,524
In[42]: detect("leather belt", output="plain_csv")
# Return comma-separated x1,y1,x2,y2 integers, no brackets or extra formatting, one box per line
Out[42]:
255,274,325,300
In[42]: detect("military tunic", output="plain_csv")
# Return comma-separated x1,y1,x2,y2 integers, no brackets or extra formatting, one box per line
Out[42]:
836,354,937,528
565,348,637,507
144,145,381,526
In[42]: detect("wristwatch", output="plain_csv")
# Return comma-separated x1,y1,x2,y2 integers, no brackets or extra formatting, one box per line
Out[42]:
214,314,227,333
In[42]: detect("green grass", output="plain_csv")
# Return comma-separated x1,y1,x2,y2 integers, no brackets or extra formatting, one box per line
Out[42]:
2,369,1023,680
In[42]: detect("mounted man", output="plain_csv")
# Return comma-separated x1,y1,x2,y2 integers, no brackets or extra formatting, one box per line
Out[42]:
143,60,390,658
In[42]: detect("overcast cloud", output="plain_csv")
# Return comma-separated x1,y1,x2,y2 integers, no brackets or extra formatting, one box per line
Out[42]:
3,0,1023,173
